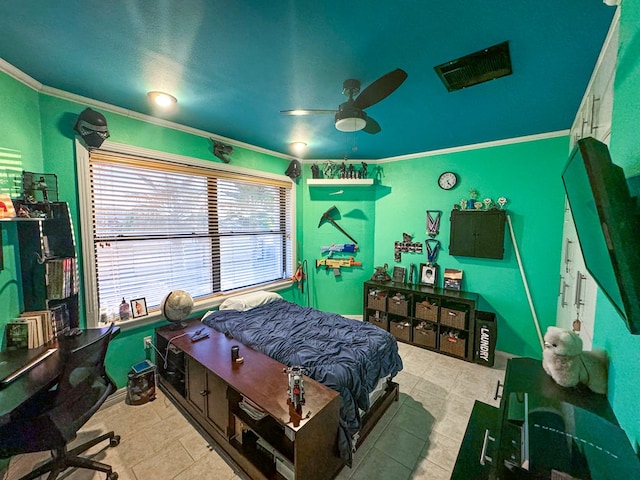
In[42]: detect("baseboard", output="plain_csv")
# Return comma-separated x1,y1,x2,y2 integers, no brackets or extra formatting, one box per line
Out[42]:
342,314,363,321
102,387,127,410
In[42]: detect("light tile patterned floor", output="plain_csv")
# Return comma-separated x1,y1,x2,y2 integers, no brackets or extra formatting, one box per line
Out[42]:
3,344,509,480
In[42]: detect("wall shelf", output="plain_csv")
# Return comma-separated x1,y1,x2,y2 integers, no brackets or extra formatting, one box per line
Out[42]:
307,179,373,187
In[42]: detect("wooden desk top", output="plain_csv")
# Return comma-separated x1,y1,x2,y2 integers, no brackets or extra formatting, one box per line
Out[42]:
157,320,340,431
0,325,119,418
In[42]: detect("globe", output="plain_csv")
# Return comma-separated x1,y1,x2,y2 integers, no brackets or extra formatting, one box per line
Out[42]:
161,290,194,330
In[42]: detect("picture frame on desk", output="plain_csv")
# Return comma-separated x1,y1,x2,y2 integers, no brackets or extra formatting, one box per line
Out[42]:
131,298,148,318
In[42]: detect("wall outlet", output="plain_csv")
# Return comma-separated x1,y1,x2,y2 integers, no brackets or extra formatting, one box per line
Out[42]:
143,336,152,349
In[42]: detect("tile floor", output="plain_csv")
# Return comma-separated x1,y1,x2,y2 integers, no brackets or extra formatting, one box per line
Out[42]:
2,343,510,480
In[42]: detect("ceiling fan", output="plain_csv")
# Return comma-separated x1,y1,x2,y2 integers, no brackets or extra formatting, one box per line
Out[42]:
281,68,408,134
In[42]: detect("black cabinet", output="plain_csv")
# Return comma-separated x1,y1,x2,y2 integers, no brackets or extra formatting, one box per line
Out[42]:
364,280,479,362
449,209,506,259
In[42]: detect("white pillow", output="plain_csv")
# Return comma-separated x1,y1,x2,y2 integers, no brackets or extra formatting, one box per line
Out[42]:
219,291,282,311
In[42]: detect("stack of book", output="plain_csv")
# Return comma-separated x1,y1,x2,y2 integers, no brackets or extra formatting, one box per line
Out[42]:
5,310,58,350
45,257,77,299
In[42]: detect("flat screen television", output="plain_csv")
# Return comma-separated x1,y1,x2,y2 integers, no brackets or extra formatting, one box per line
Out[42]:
562,137,640,334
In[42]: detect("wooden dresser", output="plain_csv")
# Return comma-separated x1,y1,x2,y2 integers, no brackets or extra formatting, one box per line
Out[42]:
155,319,344,480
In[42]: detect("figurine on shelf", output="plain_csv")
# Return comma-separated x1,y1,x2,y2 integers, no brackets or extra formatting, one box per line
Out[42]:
311,163,320,179
361,162,368,179
36,176,49,202
468,189,478,209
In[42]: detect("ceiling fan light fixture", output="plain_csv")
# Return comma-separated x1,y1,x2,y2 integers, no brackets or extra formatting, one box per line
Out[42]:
335,106,366,132
148,91,178,107
290,141,307,152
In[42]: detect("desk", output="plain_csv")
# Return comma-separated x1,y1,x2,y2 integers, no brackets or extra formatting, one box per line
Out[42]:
0,326,119,420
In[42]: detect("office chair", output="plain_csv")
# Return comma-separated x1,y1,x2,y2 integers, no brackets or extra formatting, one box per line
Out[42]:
0,324,120,480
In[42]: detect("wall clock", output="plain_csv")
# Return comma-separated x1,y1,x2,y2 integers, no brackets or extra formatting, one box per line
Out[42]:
438,171,458,190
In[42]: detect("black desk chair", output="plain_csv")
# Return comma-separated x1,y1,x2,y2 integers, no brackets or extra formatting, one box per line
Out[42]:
0,324,120,480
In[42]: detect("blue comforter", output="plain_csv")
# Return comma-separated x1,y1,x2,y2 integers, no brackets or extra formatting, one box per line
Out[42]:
201,299,403,464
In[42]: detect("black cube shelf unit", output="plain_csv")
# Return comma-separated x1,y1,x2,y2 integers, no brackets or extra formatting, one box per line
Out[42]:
363,280,479,362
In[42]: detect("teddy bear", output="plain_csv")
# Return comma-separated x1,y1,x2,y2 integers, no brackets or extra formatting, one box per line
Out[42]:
541,326,608,394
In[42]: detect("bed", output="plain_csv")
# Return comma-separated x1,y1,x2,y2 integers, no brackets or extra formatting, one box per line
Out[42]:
200,292,404,465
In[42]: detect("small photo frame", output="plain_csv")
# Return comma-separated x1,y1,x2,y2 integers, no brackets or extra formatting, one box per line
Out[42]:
131,298,148,318
420,263,438,286
392,266,406,284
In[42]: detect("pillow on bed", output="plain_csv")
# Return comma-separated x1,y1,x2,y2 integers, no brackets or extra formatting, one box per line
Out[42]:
219,291,282,311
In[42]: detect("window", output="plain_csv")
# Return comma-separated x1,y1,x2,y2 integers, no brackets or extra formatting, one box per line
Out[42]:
77,141,294,327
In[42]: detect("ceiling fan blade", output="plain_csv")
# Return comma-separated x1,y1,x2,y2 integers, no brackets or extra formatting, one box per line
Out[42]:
362,116,381,134
353,68,408,110
280,109,336,116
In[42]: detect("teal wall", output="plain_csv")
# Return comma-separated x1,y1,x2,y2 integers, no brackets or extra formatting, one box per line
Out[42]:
0,72,44,328
298,136,569,359
593,0,640,451
373,139,568,358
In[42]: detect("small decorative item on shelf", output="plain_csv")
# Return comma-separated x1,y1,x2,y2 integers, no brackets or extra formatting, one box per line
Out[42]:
468,189,478,209
119,297,131,321
319,160,368,180
392,266,406,283
497,196,508,209
459,199,468,210
483,198,493,210
371,263,391,282
22,171,59,203
443,268,463,290
420,263,438,286
131,298,148,318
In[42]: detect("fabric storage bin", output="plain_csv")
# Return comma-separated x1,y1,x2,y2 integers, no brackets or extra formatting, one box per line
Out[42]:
390,320,411,342
415,301,438,322
367,289,387,311
388,295,408,316
440,305,468,329
412,321,436,348
368,313,389,331
439,331,467,358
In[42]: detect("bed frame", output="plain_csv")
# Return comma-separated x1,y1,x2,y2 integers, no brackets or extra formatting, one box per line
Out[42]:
155,319,399,480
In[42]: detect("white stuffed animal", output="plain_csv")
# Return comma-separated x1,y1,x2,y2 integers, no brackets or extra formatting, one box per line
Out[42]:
542,326,608,394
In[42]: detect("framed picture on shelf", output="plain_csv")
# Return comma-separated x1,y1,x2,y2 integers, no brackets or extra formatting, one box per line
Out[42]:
420,263,438,286
131,298,148,318
443,268,463,290
392,266,406,283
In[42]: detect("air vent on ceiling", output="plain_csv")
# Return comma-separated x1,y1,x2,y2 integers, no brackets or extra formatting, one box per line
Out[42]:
434,41,512,92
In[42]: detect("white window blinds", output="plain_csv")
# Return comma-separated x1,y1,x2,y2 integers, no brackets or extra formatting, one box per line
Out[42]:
87,150,293,317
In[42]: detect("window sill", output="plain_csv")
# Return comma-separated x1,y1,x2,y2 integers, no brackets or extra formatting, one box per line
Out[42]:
94,279,294,331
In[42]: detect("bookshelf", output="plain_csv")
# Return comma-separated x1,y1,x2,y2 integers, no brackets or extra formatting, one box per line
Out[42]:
14,201,79,330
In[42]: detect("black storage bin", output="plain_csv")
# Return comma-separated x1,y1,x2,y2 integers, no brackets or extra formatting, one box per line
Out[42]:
126,363,157,405
474,310,497,367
